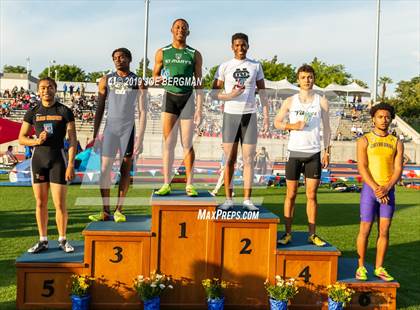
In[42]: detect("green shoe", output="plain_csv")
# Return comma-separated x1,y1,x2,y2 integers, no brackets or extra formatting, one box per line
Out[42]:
113,210,126,223
278,233,292,245
356,266,368,281
308,234,327,247
186,184,198,197
374,267,394,282
155,184,171,196
88,211,110,222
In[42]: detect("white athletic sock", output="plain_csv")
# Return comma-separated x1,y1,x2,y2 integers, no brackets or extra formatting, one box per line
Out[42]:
58,236,66,242
40,236,48,242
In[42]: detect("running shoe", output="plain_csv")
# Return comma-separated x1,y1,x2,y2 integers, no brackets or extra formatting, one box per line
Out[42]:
27,241,48,254
278,233,292,245
88,211,110,222
209,190,218,197
242,200,259,211
219,199,234,211
374,267,394,282
308,234,327,247
154,184,171,196
114,210,126,223
186,184,198,197
355,266,368,281
58,240,74,253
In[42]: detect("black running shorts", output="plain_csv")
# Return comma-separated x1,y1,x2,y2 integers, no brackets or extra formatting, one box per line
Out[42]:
222,112,257,145
31,146,67,184
162,91,195,119
285,151,321,180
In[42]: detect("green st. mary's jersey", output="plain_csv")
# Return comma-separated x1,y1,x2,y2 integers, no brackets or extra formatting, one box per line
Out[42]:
162,44,196,94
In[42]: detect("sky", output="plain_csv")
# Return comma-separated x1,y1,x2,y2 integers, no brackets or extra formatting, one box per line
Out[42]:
1,0,419,94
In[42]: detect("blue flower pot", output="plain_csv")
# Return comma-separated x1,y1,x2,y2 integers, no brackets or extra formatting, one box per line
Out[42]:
269,298,288,310
328,297,344,310
144,296,160,310
71,294,91,310
207,297,224,310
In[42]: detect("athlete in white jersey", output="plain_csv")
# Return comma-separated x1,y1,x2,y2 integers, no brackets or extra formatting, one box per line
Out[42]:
274,64,331,246
211,33,269,211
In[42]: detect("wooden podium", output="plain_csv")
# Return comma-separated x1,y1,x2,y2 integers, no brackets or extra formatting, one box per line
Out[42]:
15,190,400,309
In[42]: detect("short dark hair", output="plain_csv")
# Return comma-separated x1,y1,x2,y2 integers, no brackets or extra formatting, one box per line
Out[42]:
7,145,12,151
172,18,189,29
370,102,395,119
112,47,132,61
232,33,249,45
38,77,57,89
297,64,315,78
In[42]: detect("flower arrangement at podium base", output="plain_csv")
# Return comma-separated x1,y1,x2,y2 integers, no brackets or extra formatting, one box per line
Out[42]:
202,278,227,310
134,272,173,310
264,276,298,310
69,274,94,310
327,283,354,310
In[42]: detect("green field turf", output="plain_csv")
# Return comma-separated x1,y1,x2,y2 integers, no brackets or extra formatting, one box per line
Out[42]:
0,179,419,309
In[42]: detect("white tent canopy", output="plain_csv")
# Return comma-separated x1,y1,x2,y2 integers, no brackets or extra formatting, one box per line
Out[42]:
342,81,371,95
264,78,299,92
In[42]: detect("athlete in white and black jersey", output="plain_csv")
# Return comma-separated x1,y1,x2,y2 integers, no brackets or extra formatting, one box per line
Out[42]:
212,33,269,211
89,48,147,223
19,77,77,254
274,64,331,246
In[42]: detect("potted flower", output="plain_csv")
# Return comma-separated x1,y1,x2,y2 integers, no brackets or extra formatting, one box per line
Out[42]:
202,278,227,310
69,274,94,310
264,276,298,310
133,272,173,310
327,283,354,310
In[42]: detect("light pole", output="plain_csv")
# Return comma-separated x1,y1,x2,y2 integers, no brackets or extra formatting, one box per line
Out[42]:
48,60,56,77
143,0,150,80
372,0,381,105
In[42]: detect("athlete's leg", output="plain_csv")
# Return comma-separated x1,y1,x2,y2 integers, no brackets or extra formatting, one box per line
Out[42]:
100,156,114,214
284,180,298,234
223,142,239,199
357,221,374,268
179,118,195,186
213,165,225,194
162,112,179,184
32,183,50,238
50,183,68,238
305,178,321,235
376,217,392,268
242,143,256,200
116,155,133,212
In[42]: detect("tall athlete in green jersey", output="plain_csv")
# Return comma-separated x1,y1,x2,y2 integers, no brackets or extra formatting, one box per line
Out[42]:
153,18,203,196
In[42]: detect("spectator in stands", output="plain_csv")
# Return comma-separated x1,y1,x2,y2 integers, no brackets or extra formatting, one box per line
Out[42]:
351,107,358,122
255,146,270,175
81,83,85,97
69,84,74,97
337,131,343,141
5,145,19,165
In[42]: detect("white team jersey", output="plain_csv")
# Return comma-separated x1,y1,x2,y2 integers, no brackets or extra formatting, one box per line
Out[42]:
214,57,264,114
288,93,322,153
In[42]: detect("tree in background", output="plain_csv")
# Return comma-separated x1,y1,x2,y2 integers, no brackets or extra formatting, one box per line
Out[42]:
309,57,352,88
3,65,27,74
260,56,297,82
38,64,86,82
202,65,218,89
353,79,368,88
86,71,107,82
378,76,393,100
136,58,153,78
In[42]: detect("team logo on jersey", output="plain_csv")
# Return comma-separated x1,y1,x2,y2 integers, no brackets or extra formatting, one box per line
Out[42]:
233,68,250,86
175,53,183,60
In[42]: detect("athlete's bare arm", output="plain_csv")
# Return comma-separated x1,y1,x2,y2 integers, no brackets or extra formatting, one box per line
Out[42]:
274,97,305,131
194,50,203,126
320,96,331,167
383,140,404,192
153,48,164,84
135,85,147,155
66,121,77,181
93,76,107,139
256,79,269,133
18,122,47,146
